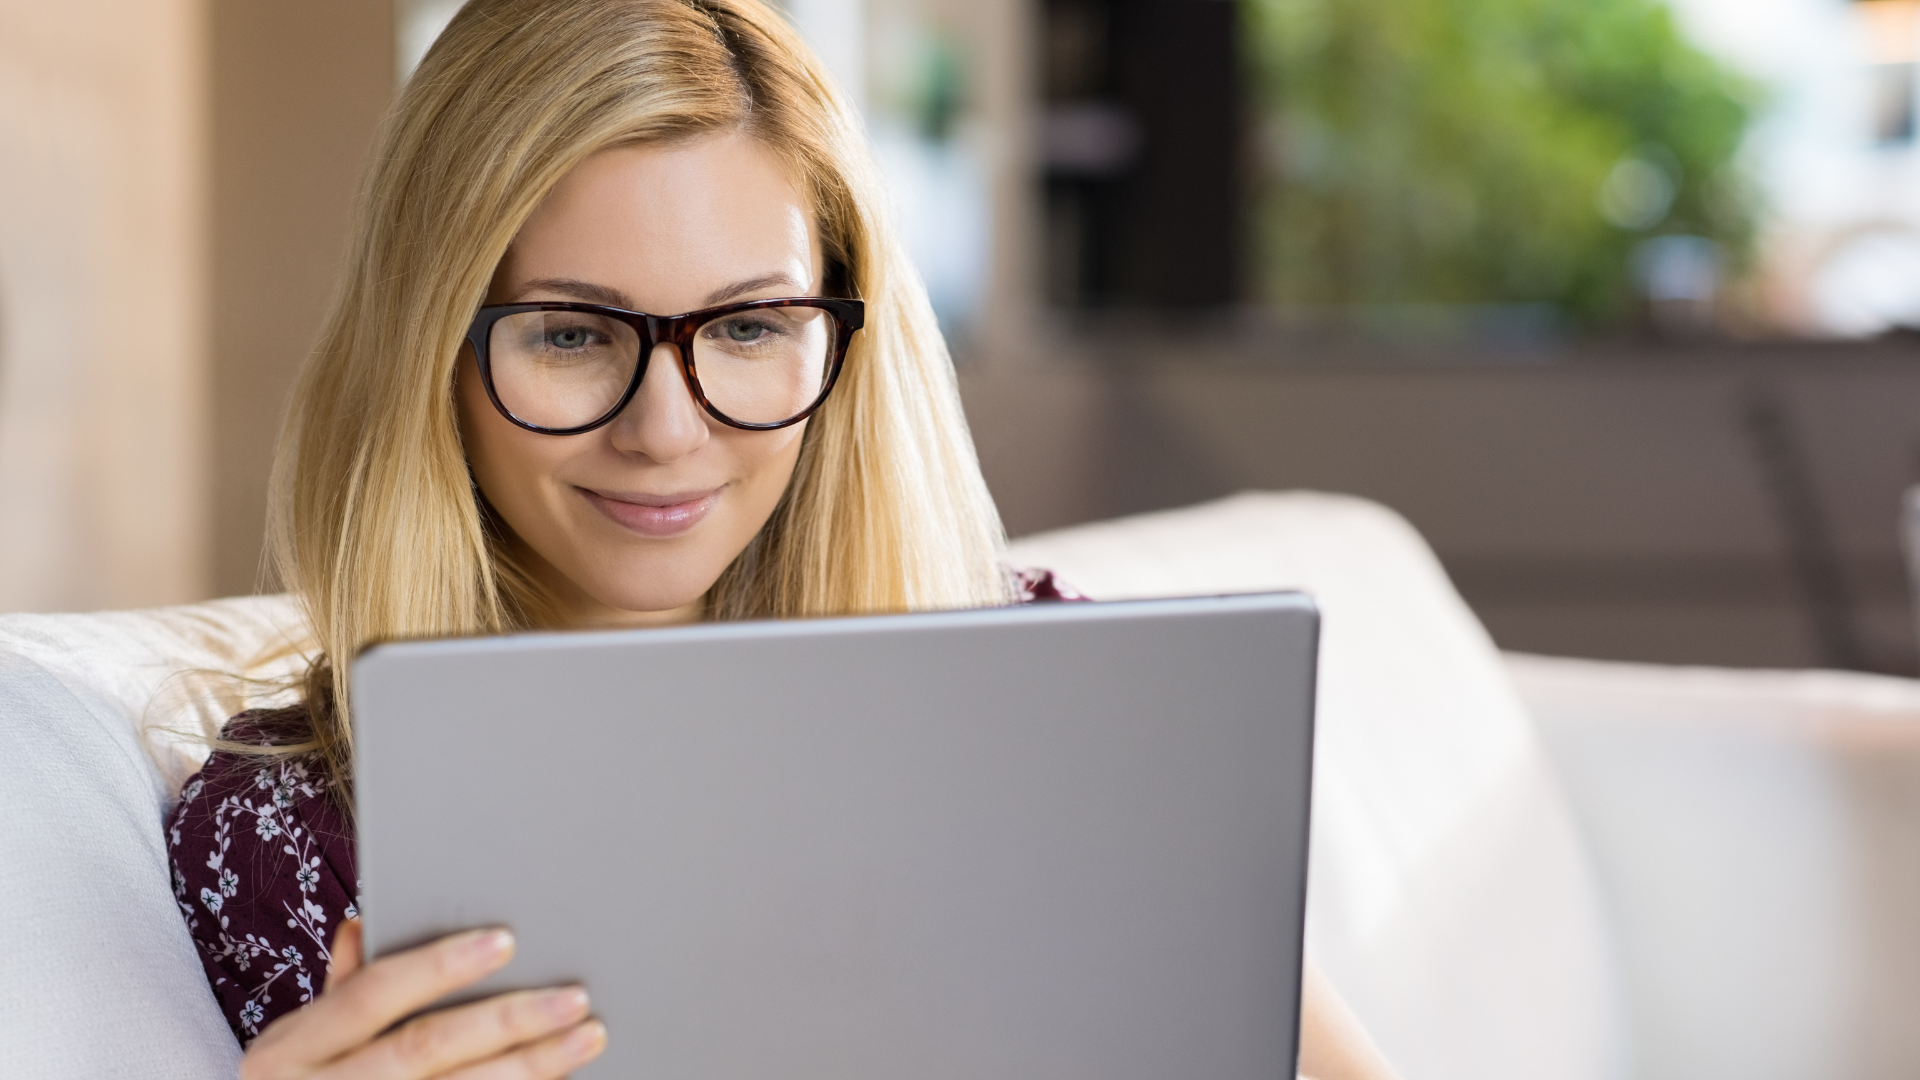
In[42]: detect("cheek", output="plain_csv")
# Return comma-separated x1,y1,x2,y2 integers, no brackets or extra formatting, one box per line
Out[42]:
456,361,505,484
456,358,556,511
729,421,808,498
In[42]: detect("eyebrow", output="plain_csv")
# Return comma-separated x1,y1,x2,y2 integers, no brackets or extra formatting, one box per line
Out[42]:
515,278,635,309
513,272,810,313
702,272,807,307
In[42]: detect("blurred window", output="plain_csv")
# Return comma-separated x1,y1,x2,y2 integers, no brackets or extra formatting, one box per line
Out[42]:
1036,0,1920,341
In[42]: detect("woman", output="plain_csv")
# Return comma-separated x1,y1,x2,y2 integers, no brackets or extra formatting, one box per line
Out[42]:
167,1,1399,1076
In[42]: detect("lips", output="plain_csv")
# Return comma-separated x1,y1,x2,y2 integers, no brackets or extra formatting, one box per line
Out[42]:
580,486,720,537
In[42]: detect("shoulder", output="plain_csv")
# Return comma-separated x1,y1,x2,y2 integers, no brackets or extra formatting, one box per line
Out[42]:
170,706,346,859
168,707,351,889
172,708,328,818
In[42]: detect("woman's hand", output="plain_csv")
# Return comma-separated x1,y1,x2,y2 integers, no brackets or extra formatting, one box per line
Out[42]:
1297,959,1400,1080
240,919,606,1079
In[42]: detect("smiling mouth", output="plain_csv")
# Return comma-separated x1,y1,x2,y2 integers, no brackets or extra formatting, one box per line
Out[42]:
580,487,720,537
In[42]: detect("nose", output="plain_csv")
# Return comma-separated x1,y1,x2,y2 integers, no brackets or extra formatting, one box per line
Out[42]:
606,342,709,462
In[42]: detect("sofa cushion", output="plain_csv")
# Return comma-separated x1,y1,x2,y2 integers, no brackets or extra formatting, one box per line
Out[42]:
1010,492,1629,1080
0,652,242,1076
1510,652,1920,1080
0,596,305,1075
0,595,307,795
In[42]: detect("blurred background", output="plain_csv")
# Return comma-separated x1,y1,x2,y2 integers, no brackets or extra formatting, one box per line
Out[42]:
3,0,1920,674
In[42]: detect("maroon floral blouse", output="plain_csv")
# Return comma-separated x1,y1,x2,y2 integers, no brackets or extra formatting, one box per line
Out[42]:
168,711,358,1043
168,570,1085,1044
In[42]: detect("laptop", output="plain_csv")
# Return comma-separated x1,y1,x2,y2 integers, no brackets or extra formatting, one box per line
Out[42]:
353,591,1319,1079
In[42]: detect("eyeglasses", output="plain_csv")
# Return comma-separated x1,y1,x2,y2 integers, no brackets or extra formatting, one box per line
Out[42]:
466,297,865,434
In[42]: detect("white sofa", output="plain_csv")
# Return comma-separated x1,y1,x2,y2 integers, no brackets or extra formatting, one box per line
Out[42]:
1508,654,1920,1080
4,491,1918,1079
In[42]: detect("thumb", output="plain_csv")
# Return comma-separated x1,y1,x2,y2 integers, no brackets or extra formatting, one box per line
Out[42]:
324,918,365,990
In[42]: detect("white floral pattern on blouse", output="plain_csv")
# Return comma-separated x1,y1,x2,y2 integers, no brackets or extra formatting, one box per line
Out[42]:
167,711,359,1044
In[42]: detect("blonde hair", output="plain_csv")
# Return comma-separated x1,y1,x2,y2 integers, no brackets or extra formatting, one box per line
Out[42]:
266,0,1011,791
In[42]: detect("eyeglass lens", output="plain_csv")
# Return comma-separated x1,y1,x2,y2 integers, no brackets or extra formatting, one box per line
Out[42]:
487,306,835,429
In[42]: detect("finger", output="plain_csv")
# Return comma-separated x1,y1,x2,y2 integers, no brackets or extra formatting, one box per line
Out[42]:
249,927,514,1071
316,987,592,1080
436,1019,608,1080
326,918,365,990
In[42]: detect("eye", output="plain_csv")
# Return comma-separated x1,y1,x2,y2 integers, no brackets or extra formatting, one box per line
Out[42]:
721,318,772,343
547,325,595,350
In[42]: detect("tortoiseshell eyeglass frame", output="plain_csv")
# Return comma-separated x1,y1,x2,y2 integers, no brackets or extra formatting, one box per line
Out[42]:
466,296,866,435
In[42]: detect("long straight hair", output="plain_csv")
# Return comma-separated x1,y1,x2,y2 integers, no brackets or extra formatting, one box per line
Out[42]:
266,0,1011,793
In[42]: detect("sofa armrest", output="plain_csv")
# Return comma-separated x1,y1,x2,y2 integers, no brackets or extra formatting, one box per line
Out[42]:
1011,492,1626,1080
0,651,243,1074
1510,652,1920,1079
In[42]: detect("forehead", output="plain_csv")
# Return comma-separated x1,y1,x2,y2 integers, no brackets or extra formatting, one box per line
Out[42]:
504,131,820,309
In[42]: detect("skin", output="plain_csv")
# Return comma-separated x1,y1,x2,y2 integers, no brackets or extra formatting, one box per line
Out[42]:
1298,962,1402,1080
462,133,821,628
240,131,1398,1080
239,922,602,1080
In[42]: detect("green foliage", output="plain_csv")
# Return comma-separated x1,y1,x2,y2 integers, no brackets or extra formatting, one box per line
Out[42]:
1242,0,1761,328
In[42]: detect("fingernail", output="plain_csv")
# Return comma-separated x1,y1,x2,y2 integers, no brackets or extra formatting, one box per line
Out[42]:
542,985,590,1021
467,928,514,964
565,1019,608,1059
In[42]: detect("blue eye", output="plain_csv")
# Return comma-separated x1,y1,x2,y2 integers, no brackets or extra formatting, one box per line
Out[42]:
548,326,592,349
724,319,769,342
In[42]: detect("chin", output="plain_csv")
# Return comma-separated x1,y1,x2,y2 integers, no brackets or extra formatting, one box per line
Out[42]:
588,564,719,616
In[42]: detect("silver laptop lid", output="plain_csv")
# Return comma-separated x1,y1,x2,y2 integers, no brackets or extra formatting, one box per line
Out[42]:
354,592,1318,1079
